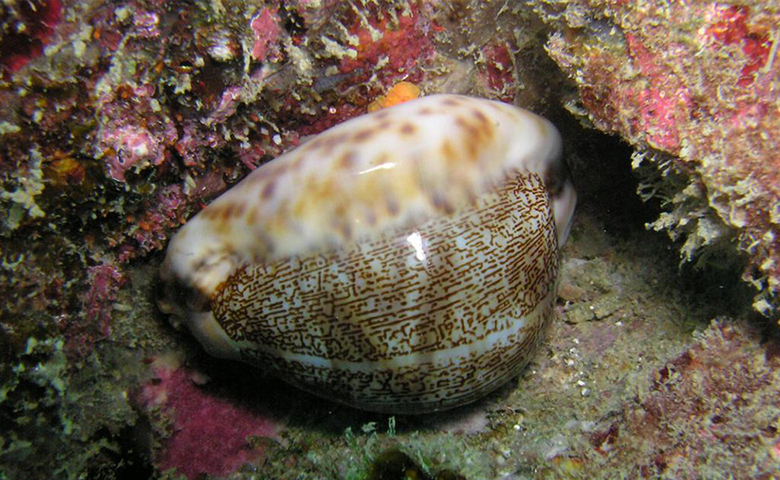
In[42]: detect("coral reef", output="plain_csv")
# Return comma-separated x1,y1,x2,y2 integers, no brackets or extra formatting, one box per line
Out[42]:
533,0,780,316
547,319,780,479
589,320,780,478
0,0,778,478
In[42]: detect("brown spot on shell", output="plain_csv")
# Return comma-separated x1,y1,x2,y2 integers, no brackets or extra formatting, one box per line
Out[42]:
431,191,455,215
252,161,287,182
398,123,416,136
269,162,288,179
465,138,479,159
202,205,219,220
472,108,489,125
221,239,236,258
304,132,349,157
261,180,276,200
338,151,357,169
455,116,474,133
472,110,495,143
247,164,287,195
455,117,483,160
322,133,348,155
418,107,434,115
373,110,391,121
440,139,458,164
212,202,245,222
353,128,376,143
220,204,235,221
304,136,324,152
376,119,392,131
234,203,246,217
442,97,463,107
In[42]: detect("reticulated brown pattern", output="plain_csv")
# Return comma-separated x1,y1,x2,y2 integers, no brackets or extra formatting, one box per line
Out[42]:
211,170,558,411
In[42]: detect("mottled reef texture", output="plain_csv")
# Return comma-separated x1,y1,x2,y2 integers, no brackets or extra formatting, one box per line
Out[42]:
0,0,778,479
533,0,780,316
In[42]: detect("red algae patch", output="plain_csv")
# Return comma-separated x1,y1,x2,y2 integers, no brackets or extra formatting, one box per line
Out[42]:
250,7,282,62
140,356,282,479
0,0,62,75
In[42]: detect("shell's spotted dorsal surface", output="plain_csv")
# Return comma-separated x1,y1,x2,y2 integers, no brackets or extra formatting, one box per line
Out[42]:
160,94,576,413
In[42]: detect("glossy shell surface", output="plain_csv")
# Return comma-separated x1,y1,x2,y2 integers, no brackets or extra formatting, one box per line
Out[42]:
160,94,576,413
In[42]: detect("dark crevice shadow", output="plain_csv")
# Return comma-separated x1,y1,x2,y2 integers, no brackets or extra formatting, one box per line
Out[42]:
185,348,522,436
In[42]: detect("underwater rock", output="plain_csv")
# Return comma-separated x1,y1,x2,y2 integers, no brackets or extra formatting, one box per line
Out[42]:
535,0,780,317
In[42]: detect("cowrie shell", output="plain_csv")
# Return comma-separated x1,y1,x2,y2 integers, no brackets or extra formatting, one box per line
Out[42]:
160,95,576,413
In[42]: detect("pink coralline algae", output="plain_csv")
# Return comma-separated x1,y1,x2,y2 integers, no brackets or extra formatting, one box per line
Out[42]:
96,86,178,182
703,4,772,87
102,126,159,181
340,6,434,84
250,7,282,62
289,5,435,136
480,42,516,102
622,33,692,153
141,361,282,479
